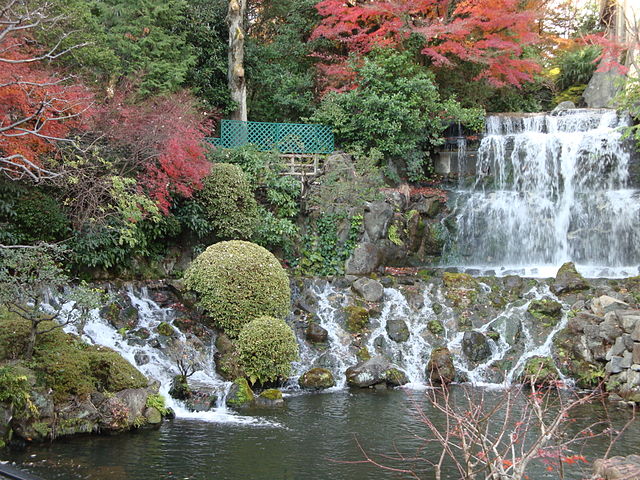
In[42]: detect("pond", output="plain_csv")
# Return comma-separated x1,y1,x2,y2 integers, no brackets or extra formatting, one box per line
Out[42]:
4,387,638,480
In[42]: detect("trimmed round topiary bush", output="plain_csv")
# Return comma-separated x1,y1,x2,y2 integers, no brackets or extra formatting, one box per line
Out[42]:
183,240,291,337
237,316,299,385
199,163,258,240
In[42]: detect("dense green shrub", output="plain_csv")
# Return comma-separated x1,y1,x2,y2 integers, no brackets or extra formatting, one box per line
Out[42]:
0,366,36,417
208,147,300,253
237,316,299,384
555,45,601,92
198,163,258,240
308,49,484,181
183,241,291,337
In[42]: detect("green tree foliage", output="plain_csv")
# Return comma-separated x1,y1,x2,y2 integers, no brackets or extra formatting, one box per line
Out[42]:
555,45,602,92
309,49,484,181
237,316,299,384
198,163,258,240
181,0,233,112
247,0,320,122
183,241,291,337
90,0,195,95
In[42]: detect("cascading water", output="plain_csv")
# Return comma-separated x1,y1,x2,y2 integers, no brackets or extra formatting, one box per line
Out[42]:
447,108,640,278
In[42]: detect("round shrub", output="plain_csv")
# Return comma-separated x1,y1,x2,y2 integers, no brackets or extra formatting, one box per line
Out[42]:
183,240,291,337
199,163,258,240
237,316,299,384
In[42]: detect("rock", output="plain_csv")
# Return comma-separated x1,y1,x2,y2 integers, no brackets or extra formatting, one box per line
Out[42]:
386,318,410,343
551,262,589,295
583,64,624,109
462,331,492,363
593,455,640,480
617,310,640,333
297,288,319,314
344,305,370,332
384,368,409,387
144,407,162,424
156,322,175,337
168,375,191,400
363,201,394,242
305,323,328,343
633,322,640,342
552,100,575,112
299,368,336,390
520,357,559,386
428,319,444,335
427,347,456,384
134,351,150,366
214,333,244,380
226,378,254,408
345,356,404,388
607,356,625,374
527,298,563,326
345,243,381,275
115,388,150,424
255,389,284,408
633,343,640,364
592,296,630,317
492,316,521,346
352,277,384,303
185,393,217,412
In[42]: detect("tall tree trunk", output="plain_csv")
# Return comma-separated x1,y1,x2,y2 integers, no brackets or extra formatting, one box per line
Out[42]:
227,0,247,122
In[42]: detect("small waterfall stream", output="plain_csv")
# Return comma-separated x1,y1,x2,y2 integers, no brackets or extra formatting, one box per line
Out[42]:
447,109,640,278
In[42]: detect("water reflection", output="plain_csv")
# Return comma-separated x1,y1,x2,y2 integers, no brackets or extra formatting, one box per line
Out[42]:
4,387,638,480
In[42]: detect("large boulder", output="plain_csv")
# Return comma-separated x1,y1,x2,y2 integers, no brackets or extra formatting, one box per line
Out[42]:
427,347,456,384
345,357,408,388
226,378,254,408
305,323,328,343
462,331,491,363
345,243,381,275
552,262,589,296
299,368,336,390
363,201,394,242
527,298,563,327
255,389,284,408
386,318,410,343
352,277,384,303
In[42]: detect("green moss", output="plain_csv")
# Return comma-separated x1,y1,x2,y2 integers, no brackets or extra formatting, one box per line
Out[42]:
259,389,283,401
528,299,563,327
520,357,559,386
156,322,175,337
237,316,299,384
227,377,254,406
486,330,500,342
388,224,404,246
427,319,444,335
183,241,291,338
345,306,370,332
443,273,479,308
431,302,442,315
0,309,31,360
145,393,169,416
356,347,371,362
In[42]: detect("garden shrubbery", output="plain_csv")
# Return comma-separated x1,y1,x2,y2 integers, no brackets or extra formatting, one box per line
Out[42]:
237,316,298,384
183,240,291,337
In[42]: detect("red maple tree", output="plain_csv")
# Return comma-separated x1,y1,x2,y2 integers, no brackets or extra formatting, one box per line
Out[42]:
311,0,542,91
0,2,93,182
95,88,212,214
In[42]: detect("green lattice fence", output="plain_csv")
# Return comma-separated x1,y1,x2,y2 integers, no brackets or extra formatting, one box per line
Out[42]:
209,120,334,154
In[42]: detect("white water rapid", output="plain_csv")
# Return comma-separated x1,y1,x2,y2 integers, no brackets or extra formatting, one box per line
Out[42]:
448,108,639,278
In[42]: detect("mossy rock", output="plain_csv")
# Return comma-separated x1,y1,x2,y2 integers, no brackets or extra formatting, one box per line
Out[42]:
156,322,175,337
0,311,147,403
528,299,563,327
519,357,559,386
384,368,409,386
226,378,254,408
552,262,589,296
356,347,371,362
183,241,291,338
427,319,444,335
214,333,244,380
255,389,284,407
442,273,479,309
299,368,335,390
344,305,369,332
427,347,456,384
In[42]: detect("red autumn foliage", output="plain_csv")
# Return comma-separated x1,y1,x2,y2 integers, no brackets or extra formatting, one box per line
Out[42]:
311,0,542,91
0,20,93,181
95,89,212,213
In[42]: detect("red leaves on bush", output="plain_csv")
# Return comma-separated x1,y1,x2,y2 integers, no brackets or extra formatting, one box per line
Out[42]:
95,89,212,213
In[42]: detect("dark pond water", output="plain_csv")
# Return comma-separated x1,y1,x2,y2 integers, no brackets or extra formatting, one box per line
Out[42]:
3,387,639,480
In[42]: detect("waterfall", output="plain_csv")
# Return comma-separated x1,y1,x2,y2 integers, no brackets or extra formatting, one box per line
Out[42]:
448,108,639,277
